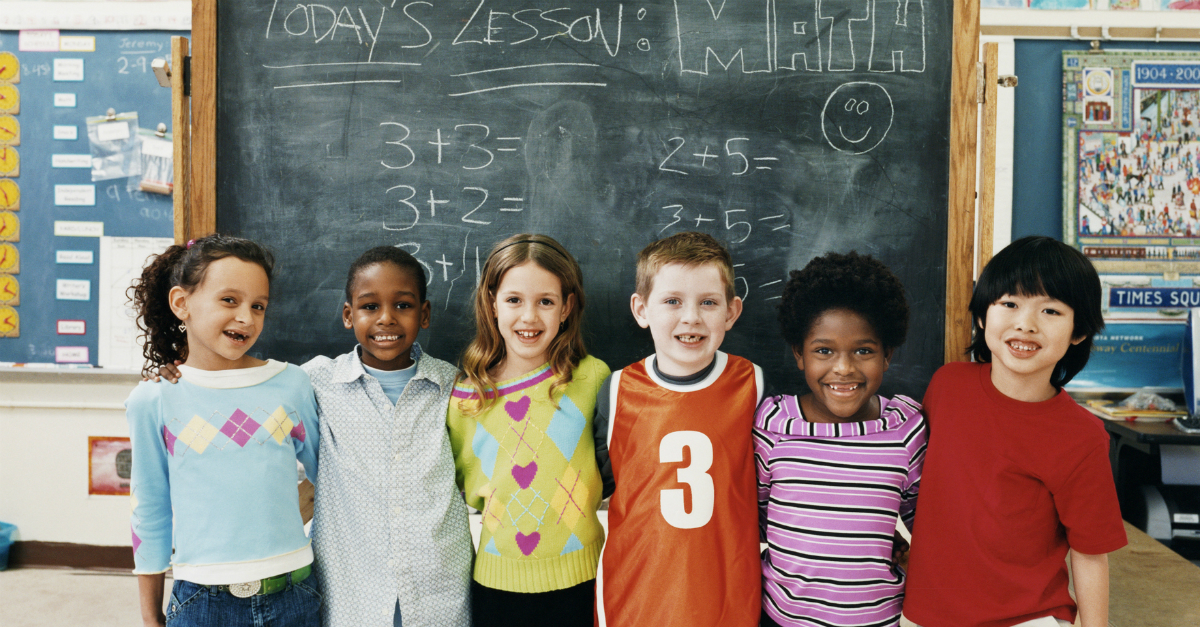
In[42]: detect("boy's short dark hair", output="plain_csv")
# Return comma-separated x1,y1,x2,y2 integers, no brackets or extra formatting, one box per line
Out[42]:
968,235,1104,387
345,246,428,303
778,251,909,352
635,232,736,301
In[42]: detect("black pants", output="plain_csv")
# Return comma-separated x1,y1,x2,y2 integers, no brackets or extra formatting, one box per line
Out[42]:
471,579,595,627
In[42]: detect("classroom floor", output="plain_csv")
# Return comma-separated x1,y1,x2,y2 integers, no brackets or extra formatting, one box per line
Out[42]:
0,542,1196,627
0,567,150,627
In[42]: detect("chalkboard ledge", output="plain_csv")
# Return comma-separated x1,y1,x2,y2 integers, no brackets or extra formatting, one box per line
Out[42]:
0,368,142,382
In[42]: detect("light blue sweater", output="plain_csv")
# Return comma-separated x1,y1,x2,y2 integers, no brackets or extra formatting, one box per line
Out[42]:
126,360,320,584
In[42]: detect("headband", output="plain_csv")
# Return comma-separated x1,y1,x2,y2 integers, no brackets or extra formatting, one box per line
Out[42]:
489,238,568,261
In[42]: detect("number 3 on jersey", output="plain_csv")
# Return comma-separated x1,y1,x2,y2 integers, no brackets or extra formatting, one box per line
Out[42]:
659,431,715,529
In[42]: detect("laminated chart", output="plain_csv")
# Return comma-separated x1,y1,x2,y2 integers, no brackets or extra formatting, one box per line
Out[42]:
98,236,172,370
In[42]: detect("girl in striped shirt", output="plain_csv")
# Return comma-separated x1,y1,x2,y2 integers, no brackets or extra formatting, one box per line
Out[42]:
753,252,928,627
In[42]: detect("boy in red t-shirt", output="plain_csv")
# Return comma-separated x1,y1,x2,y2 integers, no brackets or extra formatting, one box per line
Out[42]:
903,236,1127,627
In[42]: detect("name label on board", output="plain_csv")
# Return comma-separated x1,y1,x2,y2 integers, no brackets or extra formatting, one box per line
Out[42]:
57,320,86,335
52,125,78,140
53,221,104,237
56,250,93,264
56,279,91,301
54,184,95,206
55,346,89,363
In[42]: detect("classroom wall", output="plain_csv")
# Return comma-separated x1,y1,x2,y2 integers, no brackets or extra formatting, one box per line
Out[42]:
0,372,138,546
1,7,1194,553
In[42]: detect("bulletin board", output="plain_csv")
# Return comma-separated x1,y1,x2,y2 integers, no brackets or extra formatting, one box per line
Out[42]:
0,30,176,369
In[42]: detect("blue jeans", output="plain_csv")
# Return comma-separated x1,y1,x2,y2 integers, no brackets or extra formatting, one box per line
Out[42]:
166,576,321,627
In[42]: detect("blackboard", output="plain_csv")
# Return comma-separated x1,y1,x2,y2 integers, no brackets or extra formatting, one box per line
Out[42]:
212,0,954,396
0,30,175,366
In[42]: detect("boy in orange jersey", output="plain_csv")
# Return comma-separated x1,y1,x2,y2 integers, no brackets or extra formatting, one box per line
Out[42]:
593,232,763,627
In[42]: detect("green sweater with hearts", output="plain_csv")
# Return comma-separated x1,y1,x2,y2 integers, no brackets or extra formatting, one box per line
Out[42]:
447,355,609,593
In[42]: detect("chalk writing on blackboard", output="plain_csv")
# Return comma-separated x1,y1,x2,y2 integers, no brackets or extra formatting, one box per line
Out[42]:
215,0,951,397
257,0,926,90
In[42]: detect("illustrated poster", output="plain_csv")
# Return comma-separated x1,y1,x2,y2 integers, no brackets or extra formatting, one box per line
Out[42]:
1065,50,1200,275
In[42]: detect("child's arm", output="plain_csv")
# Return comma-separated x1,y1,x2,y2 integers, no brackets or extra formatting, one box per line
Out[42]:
751,426,773,539
445,397,482,506
137,573,166,627
1071,550,1110,627
292,376,320,481
898,411,929,532
126,387,175,599
592,374,615,499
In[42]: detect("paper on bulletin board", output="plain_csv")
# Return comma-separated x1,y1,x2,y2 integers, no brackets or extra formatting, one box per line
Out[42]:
98,236,172,371
86,111,141,182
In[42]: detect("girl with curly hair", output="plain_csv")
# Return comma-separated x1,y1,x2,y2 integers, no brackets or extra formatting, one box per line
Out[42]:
754,251,927,627
126,234,321,627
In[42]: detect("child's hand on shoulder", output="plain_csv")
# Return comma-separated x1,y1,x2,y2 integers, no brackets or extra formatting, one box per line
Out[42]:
142,360,182,384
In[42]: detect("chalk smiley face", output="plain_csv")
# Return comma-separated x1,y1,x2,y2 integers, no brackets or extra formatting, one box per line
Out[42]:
821,82,894,154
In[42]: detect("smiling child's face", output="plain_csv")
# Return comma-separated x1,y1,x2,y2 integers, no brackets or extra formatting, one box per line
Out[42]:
491,261,572,380
794,308,889,424
342,262,430,371
171,257,270,371
631,262,742,378
981,292,1082,402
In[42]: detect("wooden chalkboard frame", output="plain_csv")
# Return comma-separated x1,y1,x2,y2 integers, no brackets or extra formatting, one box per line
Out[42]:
183,0,981,365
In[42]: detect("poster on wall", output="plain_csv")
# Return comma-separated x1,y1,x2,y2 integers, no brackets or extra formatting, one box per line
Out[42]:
1064,50,1200,280
88,436,131,496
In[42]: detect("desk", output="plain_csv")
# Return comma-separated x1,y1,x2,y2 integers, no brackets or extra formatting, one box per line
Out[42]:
1109,521,1200,626
1102,419,1200,450
1101,417,1200,500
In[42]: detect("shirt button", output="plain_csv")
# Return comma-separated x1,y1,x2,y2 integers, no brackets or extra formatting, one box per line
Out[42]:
387,559,396,567
392,506,402,515
394,454,402,461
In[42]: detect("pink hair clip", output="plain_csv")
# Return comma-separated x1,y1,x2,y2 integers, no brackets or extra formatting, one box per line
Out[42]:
186,239,195,249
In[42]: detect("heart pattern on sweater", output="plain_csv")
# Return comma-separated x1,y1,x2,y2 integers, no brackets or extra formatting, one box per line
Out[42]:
505,396,531,422
511,461,538,489
515,531,541,556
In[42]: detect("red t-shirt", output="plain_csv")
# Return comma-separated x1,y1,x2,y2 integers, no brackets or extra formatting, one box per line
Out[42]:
904,362,1127,627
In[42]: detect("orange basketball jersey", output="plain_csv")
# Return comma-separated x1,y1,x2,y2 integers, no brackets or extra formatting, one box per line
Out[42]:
596,352,763,627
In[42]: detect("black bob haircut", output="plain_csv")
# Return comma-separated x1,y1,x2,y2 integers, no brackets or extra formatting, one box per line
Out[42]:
968,235,1104,388
344,246,428,303
778,251,909,353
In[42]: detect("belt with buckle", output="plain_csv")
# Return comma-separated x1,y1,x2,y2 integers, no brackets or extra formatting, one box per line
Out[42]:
222,564,311,598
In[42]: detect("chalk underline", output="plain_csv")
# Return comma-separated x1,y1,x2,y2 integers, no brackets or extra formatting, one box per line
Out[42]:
449,82,607,97
451,62,600,77
274,79,405,89
264,62,421,69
